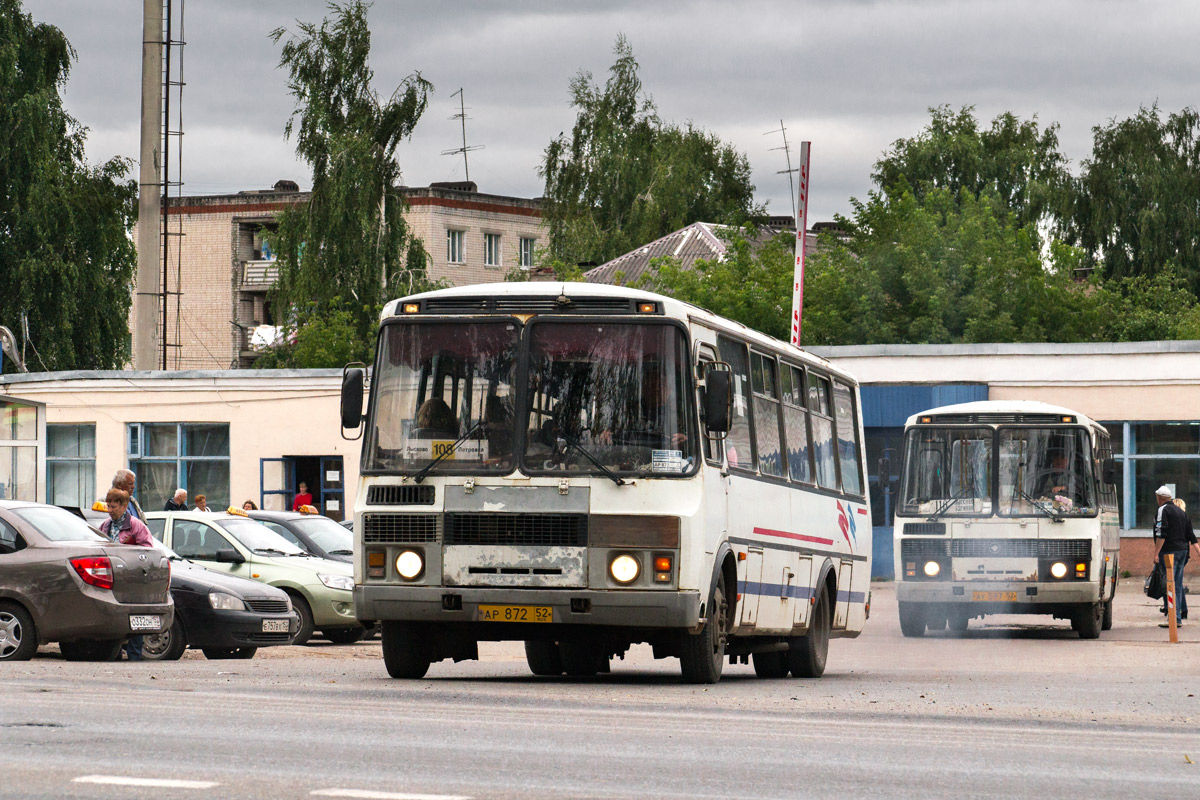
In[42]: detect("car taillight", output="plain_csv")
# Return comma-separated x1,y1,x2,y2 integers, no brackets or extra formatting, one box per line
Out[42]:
70,556,114,590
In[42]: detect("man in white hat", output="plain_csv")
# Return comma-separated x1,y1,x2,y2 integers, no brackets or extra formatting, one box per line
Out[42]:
1154,485,1198,627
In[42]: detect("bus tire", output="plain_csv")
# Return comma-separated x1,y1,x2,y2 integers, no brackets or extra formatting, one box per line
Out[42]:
788,584,830,678
898,602,926,638
926,615,947,631
381,621,431,679
1075,602,1102,639
752,649,789,678
559,642,605,677
947,612,969,635
524,640,563,676
1101,597,1113,631
679,579,729,684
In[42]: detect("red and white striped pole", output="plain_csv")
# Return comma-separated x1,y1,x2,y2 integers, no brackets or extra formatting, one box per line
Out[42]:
790,141,811,347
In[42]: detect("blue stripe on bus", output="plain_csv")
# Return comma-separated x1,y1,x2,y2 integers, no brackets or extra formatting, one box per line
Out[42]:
837,590,867,603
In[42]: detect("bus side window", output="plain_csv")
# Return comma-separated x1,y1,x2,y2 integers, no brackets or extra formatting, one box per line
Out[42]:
750,352,784,477
808,373,837,489
832,381,863,496
780,365,812,483
717,336,755,471
696,348,717,464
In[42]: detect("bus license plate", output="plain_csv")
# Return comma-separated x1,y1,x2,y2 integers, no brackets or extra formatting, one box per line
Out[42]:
478,605,552,623
972,591,1017,602
262,619,290,633
129,614,161,631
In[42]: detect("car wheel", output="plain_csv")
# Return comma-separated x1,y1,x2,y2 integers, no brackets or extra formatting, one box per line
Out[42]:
142,617,187,661
289,594,315,646
788,584,831,678
524,640,563,676
322,626,365,645
202,647,257,660
59,639,123,662
0,602,37,662
752,649,789,678
679,578,729,684
381,621,430,679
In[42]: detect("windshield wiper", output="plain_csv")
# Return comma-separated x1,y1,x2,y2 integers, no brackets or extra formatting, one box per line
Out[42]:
328,549,353,556
1016,488,1064,523
926,489,978,521
412,421,486,484
253,547,293,556
557,431,626,487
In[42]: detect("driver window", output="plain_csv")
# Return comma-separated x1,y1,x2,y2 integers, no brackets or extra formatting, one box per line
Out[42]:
173,520,228,560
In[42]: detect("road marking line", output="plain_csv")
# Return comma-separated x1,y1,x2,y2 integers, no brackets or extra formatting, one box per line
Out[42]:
73,776,219,789
310,790,472,800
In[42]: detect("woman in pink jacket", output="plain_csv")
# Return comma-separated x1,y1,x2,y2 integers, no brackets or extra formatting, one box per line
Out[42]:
101,487,155,659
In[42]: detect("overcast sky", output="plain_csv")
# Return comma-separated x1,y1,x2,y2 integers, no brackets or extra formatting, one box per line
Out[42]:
29,0,1200,223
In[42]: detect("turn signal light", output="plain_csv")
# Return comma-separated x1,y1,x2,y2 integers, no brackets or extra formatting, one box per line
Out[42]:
71,556,114,590
638,302,656,313
368,552,386,568
654,556,672,572
402,303,420,314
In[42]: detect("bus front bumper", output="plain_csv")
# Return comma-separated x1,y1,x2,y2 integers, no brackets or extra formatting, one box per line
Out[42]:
355,585,702,629
897,581,1101,605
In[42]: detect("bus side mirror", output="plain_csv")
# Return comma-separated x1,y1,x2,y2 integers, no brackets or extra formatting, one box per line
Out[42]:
703,369,732,434
878,456,891,488
1101,457,1117,485
341,366,365,430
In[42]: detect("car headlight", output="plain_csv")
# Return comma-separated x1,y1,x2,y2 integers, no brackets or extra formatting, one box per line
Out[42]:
395,550,423,580
610,554,640,584
318,573,355,591
923,560,940,577
1050,561,1068,579
209,592,245,611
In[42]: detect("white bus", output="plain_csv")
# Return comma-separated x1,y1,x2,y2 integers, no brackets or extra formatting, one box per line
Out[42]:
339,283,872,683
893,401,1120,638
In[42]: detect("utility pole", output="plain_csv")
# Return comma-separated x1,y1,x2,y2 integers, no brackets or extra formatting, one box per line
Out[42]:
132,0,163,369
441,89,484,181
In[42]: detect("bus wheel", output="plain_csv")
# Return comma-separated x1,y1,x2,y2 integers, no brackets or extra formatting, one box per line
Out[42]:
947,613,969,635
1075,602,1102,639
897,602,926,638
559,642,605,677
524,640,563,676
680,580,729,684
926,615,947,632
788,584,830,678
752,650,789,678
1101,597,1113,631
381,621,431,679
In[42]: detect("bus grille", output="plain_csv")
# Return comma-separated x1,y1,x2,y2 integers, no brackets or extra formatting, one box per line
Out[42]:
244,599,290,613
367,484,436,505
363,514,440,543
444,513,587,547
953,539,1039,558
901,539,950,559
904,522,946,535
1039,539,1092,559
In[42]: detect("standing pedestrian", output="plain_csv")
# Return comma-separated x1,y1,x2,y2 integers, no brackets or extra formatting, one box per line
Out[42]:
112,469,144,520
292,482,313,511
164,489,188,511
1153,486,1199,628
193,494,209,512
101,487,154,660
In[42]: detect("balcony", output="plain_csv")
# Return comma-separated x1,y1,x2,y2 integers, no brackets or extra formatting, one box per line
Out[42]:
241,259,280,290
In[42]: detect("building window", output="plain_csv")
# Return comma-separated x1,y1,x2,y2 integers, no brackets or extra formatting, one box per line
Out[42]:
47,424,95,508
519,237,535,268
447,229,465,264
484,233,501,267
128,423,230,511
0,400,39,501
1102,421,1200,529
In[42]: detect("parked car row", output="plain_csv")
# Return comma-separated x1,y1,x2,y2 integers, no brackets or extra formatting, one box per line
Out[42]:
1,501,363,662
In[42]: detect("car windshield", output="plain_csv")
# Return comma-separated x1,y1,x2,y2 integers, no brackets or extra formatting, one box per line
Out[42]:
899,427,993,516
522,321,696,476
13,506,107,542
214,517,305,554
291,517,353,554
366,320,520,474
999,427,1097,516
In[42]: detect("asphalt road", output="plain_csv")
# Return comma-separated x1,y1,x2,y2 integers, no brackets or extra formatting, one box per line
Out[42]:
1,579,1196,800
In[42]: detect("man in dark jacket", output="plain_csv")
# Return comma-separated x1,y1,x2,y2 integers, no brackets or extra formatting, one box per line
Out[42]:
164,488,188,511
1154,485,1199,627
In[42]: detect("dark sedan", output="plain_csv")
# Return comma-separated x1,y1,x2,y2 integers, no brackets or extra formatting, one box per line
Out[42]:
0,501,173,662
248,510,354,564
142,543,300,661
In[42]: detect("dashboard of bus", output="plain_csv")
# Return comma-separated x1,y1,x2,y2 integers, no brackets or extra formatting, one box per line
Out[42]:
363,318,698,478
898,425,1101,518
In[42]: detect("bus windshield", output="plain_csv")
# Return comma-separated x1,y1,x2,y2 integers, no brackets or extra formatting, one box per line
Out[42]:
899,427,993,516
998,427,1096,516
523,321,696,476
366,321,520,473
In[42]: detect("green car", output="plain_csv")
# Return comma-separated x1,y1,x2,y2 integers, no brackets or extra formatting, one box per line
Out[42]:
143,510,359,645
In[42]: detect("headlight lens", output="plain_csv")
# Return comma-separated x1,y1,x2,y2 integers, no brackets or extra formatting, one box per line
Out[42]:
923,560,940,577
1050,561,1068,579
395,550,424,580
318,573,355,591
209,592,245,611
610,554,640,584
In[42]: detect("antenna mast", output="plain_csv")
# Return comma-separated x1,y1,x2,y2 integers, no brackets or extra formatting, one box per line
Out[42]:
764,120,798,219
441,88,484,181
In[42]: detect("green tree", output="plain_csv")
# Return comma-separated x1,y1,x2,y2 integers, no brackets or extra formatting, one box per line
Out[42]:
1070,105,1200,292
267,1,434,366
0,0,137,372
540,35,759,268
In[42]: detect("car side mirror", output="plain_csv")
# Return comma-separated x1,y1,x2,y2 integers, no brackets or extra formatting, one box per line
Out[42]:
1101,457,1117,485
215,549,245,564
341,365,365,434
703,367,732,434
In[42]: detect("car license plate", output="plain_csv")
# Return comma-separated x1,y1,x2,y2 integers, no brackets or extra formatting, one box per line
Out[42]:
262,619,290,633
129,614,161,631
972,591,1017,602
478,604,552,623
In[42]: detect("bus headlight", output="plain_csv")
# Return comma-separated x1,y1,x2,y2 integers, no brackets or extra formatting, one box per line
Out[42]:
396,550,424,580
610,554,640,584
1050,561,1068,579
923,560,940,577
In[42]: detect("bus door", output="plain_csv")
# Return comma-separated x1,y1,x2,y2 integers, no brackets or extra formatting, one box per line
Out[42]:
833,560,854,629
738,545,763,626
695,341,730,597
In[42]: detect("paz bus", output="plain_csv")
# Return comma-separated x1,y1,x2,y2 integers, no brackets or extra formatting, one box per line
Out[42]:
893,401,1120,638
339,282,872,683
